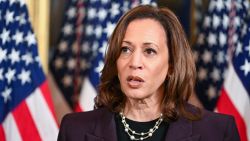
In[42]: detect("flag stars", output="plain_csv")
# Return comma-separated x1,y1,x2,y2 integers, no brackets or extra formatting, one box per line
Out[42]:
67,7,76,19
98,8,108,21
12,30,24,45
25,32,36,46
82,42,91,53
62,24,73,36
197,33,205,45
22,52,33,66
62,74,72,87
72,41,78,54
95,25,103,39
235,42,242,56
2,87,12,103
35,56,41,67
95,61,104,75
9,0,16,5
203,16,211,28
99,41,107,57
0,68,4,80
18,13,26,25
222,14,229,29
88,7,96,20
59,41,68,52
240,59,250,76
208,32,217,46
8,48,20,64
5,68,16,84
5,10,14,25
211,68,220,82
212,15,220,29
207,86,216,100
234,16,240,28
86,24,94,36
245,42,250,56
216,51,225,64
54,57,63,69
0,48,7,63
202,50,212,64
219,32,226,46
104,22,115,38
0,28,10,45
110,2,120,18
19,0,26,7
67,58,76,70
198,67,207,81
215,0,224,12
18,69,31,85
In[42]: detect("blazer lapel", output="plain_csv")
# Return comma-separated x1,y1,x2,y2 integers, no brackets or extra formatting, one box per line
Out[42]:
92,109,118,141
165,117,200,141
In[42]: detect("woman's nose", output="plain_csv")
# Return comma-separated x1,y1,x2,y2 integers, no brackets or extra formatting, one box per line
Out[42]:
129,52,143,70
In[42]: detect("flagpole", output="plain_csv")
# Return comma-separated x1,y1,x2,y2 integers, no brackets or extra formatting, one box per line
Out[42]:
26,0,50,74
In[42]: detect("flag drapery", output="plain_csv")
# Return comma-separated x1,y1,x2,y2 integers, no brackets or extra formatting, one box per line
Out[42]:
194,0,249,110
0,0,58,141
194,0,250,140
216,2,250,140
49,0,157,111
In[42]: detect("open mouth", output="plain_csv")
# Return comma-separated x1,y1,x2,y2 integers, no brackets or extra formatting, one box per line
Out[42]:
126,75,144,88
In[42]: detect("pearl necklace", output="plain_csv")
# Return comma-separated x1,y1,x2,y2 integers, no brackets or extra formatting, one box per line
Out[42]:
119,112,163,140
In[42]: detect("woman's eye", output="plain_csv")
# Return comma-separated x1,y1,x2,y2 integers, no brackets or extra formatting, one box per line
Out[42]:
145,48,157,55
120,47,131,54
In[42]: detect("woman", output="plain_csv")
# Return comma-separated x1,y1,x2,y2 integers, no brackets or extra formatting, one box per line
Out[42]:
58,5,240,141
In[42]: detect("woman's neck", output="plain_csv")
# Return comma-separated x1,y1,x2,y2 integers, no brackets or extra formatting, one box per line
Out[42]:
123,98,162,122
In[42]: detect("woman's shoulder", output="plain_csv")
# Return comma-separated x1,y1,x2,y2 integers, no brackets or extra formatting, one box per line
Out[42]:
178,104,240,140
186,103,234,121
60,107,112,127
187,104,238,134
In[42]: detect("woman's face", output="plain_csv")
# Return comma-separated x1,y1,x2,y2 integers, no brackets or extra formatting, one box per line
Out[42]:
117,18,169,101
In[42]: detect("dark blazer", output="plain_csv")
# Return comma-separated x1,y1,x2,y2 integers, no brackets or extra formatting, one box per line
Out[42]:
57,105,240,141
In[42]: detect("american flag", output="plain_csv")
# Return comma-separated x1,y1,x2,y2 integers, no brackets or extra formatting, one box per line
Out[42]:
216,1,250,140
0,0,58,141
194,0,250,140
49,0,157,111
49,0,87,109
194,0,249,110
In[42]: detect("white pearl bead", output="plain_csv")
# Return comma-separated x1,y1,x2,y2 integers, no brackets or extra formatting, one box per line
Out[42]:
125,124,129,127
130,135,135,140
149,133,152,136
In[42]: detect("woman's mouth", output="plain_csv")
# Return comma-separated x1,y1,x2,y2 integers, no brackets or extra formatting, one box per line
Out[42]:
126,75,144,88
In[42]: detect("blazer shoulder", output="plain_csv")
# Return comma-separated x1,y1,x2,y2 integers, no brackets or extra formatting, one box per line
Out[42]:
61,108,110,126
192,108,240,140
58,108,112,141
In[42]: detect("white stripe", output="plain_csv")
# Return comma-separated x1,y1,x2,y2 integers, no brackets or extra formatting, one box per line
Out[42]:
224,64,250,140
2,113,22,141
26,87,58,141
79,77,96,111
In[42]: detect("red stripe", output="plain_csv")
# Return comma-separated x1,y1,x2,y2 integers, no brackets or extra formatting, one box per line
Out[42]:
0,125,6,141
217,88,248,141
40,80,59,127
74,102,83,112
12,101,41,141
